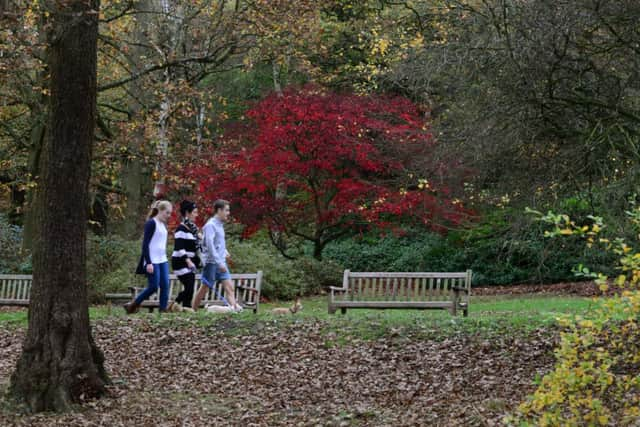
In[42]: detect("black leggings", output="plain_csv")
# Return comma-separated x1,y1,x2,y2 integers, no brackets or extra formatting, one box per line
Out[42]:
175,272,195,308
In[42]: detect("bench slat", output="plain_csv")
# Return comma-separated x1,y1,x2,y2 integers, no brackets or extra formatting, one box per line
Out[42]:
17,280,24,300
22,280,29,300
0,298,29,306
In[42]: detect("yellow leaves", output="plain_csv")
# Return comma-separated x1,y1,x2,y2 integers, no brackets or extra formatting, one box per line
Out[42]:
515,210,640,424
408,34,424,49
374,38,391,56
578,319,594,329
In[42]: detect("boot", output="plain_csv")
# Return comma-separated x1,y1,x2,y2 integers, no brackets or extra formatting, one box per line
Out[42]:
123,300,139,314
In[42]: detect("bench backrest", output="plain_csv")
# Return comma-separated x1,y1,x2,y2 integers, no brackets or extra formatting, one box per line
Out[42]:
337,270,472,302
142,272,263,307
0,274,33,303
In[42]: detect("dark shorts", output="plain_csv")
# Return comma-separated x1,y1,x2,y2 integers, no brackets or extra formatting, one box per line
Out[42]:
202,263,231,288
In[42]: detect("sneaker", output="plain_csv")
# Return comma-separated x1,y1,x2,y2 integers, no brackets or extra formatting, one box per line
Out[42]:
182,306,195,313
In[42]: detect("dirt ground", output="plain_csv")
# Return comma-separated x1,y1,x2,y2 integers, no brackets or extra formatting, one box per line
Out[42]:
0,314,557,427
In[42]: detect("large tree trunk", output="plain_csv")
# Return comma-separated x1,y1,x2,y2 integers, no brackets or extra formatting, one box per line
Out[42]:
10,0,108,412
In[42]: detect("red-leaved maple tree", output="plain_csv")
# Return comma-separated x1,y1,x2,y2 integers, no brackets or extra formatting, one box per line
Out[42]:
184,87,467,259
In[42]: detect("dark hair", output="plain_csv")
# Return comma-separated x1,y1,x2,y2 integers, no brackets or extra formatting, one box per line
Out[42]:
180,200,197,217
213,199,229,213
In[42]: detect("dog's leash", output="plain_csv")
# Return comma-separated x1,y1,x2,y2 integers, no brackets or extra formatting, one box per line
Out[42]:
200,276,232,307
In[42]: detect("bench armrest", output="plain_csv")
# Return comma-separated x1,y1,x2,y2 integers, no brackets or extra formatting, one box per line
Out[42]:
452,286,470,293
329,286,347,292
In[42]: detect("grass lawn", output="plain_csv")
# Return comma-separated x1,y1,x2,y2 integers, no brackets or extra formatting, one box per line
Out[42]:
0,293,596,339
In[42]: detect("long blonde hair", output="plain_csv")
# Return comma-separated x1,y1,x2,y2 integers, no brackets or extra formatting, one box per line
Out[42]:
147,200,172,219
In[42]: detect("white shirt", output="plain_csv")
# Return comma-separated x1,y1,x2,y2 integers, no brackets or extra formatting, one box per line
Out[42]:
149,218,168,264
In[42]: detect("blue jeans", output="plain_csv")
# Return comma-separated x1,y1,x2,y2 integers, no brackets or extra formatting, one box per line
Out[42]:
135,262,170,310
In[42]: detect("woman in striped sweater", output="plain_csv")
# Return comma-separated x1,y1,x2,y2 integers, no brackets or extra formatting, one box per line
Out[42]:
169,200,202,311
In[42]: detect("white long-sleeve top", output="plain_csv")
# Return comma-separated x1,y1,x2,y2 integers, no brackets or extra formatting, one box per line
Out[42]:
148,218,168,264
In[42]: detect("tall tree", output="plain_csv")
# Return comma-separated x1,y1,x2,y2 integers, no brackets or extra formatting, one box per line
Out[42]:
9,0,107,412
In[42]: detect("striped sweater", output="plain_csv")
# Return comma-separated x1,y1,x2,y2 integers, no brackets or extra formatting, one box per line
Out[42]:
171,221,201,276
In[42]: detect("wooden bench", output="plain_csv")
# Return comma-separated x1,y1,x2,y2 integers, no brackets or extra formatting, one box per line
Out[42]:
0,274,32,306
328,270,472,316
115,272,263,313
2,272,263,314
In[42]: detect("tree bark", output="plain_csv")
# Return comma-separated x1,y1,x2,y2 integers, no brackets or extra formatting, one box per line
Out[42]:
10,0,108,412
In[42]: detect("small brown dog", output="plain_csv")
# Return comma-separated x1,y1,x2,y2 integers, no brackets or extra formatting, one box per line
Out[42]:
271,297,302,314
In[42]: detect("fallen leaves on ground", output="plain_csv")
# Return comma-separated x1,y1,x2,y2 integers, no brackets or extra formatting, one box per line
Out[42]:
0,315,557,426
473,280,616,297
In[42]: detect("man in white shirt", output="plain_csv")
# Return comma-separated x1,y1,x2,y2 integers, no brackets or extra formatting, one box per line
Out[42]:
192,199,242,312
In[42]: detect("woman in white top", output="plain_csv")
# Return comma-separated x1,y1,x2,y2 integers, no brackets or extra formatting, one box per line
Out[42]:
125,200,173,313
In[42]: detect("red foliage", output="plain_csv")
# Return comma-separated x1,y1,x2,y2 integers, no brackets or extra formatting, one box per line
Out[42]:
181,87,469,257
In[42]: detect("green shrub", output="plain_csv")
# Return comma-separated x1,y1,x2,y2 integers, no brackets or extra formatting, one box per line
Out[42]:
323,231,456,272
510,209,640,425
229,237,343,300
86,234,143,303
0,213,31,274
323,209,616,286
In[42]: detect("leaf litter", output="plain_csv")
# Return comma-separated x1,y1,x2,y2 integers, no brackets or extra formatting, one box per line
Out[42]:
0,315,557,426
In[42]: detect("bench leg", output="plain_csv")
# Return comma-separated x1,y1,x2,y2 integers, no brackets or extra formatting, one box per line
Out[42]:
463,308,468,317
328,293,336,314
452,290,459,316
340,307,347,315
